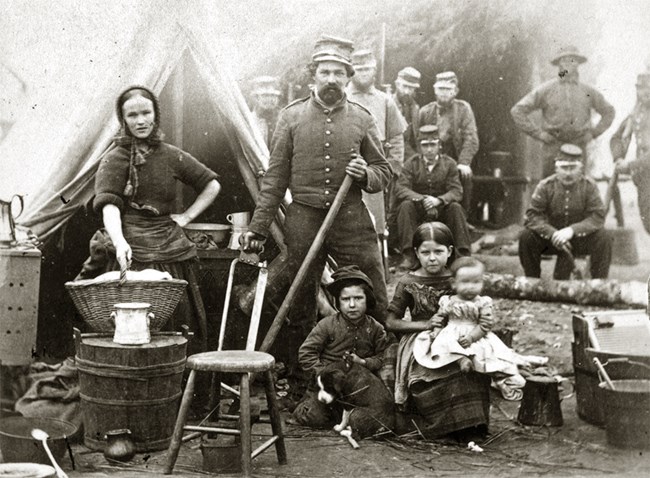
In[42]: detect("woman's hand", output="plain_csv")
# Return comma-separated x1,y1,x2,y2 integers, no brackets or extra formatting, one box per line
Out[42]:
170,213,190,228
114,239,132,272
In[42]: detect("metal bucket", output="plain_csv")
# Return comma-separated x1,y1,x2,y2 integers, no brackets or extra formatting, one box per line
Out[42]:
0,416,77,464
75,332,187,452
201,437,241,473
599,379,650,449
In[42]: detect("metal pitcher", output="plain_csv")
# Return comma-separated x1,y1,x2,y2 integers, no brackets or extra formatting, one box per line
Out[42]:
0,194,24,246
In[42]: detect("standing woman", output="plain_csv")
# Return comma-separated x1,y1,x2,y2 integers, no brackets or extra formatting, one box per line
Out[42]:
78,85,221,351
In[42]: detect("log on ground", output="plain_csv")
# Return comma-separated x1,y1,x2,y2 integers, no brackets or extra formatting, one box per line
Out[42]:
483,273,648,308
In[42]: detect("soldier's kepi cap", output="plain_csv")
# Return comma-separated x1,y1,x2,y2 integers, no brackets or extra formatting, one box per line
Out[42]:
551,45,587,65
555,143,583,163
434,71,458,88
351,49,377,69
417,124,439,141
312,34,354,66
251,76,281,96
396,67,421,88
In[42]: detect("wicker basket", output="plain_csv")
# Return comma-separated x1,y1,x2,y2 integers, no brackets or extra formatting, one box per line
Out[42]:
65,278,188,332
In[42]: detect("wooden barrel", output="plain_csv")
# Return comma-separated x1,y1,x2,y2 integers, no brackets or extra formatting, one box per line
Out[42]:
75,332,187,452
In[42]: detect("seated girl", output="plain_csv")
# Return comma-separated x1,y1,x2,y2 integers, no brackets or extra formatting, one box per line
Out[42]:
412,257,544,401
385,222,492,439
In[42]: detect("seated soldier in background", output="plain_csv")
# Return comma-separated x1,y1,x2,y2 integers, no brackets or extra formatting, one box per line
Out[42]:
395,125,472,267
518,144,612,280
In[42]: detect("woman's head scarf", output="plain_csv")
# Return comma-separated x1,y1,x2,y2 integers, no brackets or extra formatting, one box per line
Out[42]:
113,86,163,200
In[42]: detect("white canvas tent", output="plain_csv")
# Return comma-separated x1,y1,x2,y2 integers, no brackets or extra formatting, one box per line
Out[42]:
0,7,292,359
0,10,271,244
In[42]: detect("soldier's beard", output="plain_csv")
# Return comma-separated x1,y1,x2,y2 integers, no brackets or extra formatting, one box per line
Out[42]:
318,84,344,105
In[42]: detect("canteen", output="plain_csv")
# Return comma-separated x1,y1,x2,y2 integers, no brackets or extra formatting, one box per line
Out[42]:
226,211,251,228
0,194,24,246
111,302,153,345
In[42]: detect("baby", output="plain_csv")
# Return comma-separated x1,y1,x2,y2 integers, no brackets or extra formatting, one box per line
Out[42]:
414,257,546,400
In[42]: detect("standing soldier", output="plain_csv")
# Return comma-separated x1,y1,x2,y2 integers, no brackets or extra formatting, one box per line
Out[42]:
346,49,407,178
511,45,615,179
250,75,282,148
610,71,650,234
240,35,392,369
393,67,422,158
346,49,407,241
419,71,479,213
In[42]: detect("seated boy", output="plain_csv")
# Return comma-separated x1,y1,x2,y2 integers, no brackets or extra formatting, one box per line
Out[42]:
291,265,390,427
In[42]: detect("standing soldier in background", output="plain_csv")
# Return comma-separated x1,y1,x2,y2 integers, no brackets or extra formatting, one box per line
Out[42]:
419,71,479,214
610,71,650,234
511,45,615,179
393,67,422,158
250,75,283,147
346,49,407,241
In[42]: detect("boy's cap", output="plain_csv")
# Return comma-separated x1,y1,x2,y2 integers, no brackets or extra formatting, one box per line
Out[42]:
326,265,374,296
417,124,439,141
555,143,583,162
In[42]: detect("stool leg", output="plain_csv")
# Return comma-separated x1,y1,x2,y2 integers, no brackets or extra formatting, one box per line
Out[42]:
164,369,196,474
264,370,287,464
239,373,252,477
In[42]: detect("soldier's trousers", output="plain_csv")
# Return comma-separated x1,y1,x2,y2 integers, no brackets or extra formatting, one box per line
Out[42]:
518,229,612,279
397,200,471,255
266,201,387,372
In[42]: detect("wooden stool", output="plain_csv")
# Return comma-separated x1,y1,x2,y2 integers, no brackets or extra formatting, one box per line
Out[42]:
164,253,287,477
163,352,286,476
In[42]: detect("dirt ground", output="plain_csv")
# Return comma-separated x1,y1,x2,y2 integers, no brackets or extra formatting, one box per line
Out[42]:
61,293,650,478
26,180,650,477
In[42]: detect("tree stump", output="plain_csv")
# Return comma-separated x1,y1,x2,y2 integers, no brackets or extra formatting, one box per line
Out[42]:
517,376,563,427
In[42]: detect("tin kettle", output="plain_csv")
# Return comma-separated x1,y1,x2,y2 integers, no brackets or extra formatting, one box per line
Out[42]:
0,195,24,246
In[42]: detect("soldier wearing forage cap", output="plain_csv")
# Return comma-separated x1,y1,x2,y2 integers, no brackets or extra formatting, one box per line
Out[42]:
346,49,407,176
418,71,479,213
395,125,472,268
519,143,612,280
511,45,615,179
346,49,408,242
393,67,422,157
610,71,650,234
250,75,283,147
241,35,392,367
